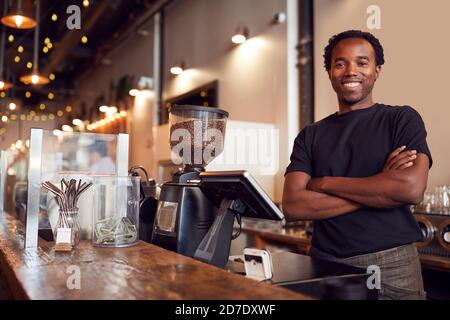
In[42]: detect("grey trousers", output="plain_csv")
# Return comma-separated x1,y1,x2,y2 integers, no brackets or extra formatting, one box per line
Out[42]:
311,243,426,300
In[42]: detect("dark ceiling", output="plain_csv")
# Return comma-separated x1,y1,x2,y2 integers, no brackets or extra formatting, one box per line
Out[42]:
0,0,159,111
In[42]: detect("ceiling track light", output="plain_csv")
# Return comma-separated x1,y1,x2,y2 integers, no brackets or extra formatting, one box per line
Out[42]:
1,0,36,29
170,61,185,75
231,24,249,44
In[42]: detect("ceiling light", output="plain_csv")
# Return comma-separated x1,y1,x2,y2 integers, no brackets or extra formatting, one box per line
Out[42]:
19,0,49,86
170,61,185,75
129,89,140,96
109,106,118,113
20,73,49,85
1,0,37,29
231,25,249,44
0,80,12,91
62,125,73,132
8,102,16,110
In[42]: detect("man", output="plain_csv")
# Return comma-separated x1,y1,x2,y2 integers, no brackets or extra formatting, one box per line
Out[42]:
88,141,116,174
282,30,432,300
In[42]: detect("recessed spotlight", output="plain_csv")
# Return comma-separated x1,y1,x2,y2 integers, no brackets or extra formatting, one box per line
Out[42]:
170,61,185,75
129,89,140,96
231,25,249,44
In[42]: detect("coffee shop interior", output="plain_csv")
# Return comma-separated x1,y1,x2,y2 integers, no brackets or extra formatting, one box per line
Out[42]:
0,0,450,300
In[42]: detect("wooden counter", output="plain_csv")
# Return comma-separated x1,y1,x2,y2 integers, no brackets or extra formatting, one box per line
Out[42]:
0,213,310,300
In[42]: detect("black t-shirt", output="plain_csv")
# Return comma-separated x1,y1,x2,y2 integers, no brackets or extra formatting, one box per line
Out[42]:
285,103,433,258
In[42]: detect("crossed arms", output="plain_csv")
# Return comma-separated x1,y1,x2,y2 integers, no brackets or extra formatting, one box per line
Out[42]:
282,147,430,221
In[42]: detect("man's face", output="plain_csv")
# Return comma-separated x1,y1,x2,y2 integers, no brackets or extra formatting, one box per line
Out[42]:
328,38,381,106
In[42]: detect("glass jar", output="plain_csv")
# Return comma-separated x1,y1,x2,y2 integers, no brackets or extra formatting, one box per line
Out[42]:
92,176,140,247
53,209,81,248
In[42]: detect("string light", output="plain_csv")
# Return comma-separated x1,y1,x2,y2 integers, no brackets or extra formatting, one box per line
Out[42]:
48,92,54,99
83,0,90,7
81,36,88,44
39,103,45,110
25,91,31,98
44,37,50,44
29,110,36,116
0,92,6,98
8,35,13,42
20,114,25,121
14,56,20,63
49,113,55,120
51,14,57,21
57,110,63,117
8,102,16,110
17,45,24,53
1,115,8,122
42,47,49,53
26,61,32,69
65,105,72,112
46,42,53,49
49,73,55,80
10,114,17,121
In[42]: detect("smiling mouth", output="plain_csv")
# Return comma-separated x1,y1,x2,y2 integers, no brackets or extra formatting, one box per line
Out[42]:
342,82,361,88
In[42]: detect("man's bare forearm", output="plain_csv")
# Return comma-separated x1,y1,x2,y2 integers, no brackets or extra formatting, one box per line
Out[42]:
318,171,421,208
282,189,363,220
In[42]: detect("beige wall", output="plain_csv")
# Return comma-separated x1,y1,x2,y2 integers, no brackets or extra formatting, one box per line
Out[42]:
314,0,449,190
163,0,289,201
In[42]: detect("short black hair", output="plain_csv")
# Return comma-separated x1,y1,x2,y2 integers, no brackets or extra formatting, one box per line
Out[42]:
323,30,385,71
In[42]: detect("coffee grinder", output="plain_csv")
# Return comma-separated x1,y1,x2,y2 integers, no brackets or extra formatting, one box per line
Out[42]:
151,105,229,257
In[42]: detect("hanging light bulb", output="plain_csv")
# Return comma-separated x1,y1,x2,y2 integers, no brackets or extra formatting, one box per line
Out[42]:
1,0,36,29
0,2,13,90
19,0,49,86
